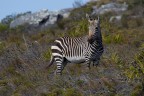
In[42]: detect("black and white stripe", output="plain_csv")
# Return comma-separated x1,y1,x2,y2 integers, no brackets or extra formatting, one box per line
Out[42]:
46,14,104,75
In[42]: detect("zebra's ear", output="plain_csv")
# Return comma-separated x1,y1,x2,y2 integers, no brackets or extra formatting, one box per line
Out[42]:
95,16,100,24
86,13,91,22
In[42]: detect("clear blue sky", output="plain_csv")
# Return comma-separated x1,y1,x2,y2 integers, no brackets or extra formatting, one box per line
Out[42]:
0,0,88,21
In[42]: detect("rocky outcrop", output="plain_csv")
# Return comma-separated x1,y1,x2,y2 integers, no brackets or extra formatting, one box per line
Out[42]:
92,2,128,15
10,9,72,28
8,2,128,28
91,2,128,22
109,15,122,23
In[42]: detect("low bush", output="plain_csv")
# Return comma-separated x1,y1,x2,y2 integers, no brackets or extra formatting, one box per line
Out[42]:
0,23,8,32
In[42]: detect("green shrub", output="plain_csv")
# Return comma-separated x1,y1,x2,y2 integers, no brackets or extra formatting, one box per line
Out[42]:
127,18,143,28
76,79,85,87
121,14,129,28
12,93,21,96
43,48,51,61
57,18,70,29
0,42,5,55
140,43,144,49
47,88,63,96
113,34,124,44
0,23,8,32
103,35,111,44
31,32,45,41
68,19,88,37
121,15,143,28
130,84,143,96
127,0,144,9
69,5,92,20
132,40,141,48
63,88,82,96
103,34,124,44
110,53,123,65
135,50,144,73
0,85,12,96
125,50,144,79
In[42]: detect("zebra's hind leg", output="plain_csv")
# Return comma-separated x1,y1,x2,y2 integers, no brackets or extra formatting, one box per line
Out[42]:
55,63,62,75
55,57,67,75
54,57,63,75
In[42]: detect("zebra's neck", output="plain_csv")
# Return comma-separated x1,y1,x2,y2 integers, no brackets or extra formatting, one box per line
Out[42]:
92,24,103,50
94,24,102,42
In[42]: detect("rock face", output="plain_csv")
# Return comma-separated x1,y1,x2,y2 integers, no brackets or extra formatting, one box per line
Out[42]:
9,2,128,28
10,9,72,28
92,2,128,15
109,15,122,22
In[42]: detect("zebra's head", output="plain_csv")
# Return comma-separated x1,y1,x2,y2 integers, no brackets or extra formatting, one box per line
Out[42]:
86,14,100,44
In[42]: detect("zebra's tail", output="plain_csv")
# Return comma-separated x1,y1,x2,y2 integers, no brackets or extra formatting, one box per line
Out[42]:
46,56,54,69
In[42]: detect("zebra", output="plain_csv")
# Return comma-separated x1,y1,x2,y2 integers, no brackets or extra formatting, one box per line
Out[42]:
46,14,104,75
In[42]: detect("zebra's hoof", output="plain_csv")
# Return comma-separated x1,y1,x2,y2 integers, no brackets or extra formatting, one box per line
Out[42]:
93,61,99,67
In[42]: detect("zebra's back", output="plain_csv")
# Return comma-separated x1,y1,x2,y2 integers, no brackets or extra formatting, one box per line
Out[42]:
51,36,88,63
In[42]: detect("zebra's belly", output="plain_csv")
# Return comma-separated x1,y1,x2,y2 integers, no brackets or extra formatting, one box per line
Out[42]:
65,56,85,63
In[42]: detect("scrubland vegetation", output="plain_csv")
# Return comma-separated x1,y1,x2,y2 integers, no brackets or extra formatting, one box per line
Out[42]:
0,0,144,96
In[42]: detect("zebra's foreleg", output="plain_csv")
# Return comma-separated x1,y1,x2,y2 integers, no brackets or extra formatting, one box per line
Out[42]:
93,60,99,66
86,60,91,69
85,57,91,69
88,62,91,69
93,58,100,66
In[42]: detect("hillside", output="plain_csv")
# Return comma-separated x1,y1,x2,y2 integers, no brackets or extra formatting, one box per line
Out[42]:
0,0,144,96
